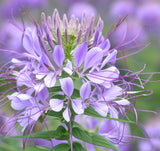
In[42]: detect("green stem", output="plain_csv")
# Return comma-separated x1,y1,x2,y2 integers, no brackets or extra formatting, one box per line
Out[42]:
68,99,73,151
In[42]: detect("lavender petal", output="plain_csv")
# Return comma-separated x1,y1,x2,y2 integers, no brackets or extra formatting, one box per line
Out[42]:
50,99,64,112
23,28,41,56
44,72,56,88
74,42,88,68
100,39,110,52
40,52,55,70
103,85,122,101
59,77,74,97
27,107,43,121
101,49,117,68
16,72,33,87
80,82,91,100
63,107,70,122
53,45,65,68
8,93,31,110
83,47,103,72
116,99,130,106
34,83,49,104
63,61,73,75
87,67,119,84
72,99,84,114
92,102,108,117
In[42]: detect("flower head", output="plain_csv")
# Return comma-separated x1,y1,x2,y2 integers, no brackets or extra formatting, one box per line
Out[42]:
0,8,158,151
0,9,147,127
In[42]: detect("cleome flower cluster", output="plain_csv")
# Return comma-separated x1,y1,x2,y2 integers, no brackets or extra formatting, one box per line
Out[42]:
0,9,154,150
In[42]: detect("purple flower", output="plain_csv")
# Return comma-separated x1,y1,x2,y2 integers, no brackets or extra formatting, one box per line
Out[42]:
36,138,67,149
136,2,160,34
8,91,46,131
59,0,88,5
110,18,147,46
0,22,23,64
110,1,135,19
89,85,130,118
0,113,20,136
0,8,156,151
138,114,160,151
75,115,99,131
0,0,47,18
75,115,131,151
1,9,144,127
99,119,131,151
68,2,97,19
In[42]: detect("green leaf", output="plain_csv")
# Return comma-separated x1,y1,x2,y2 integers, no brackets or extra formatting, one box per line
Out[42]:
72,127,92,142
25,146,50,151
7,126,69,140
72,89,80,99
54,126,69,140
53,143,70,151
72,127,119,151
92,135,118,150
73,79,82,90
51,142,86,151
49,86,61,92
47,110,62,118
0,145,21,151
49,86,62,97
84,106,135,124
51,95,65,100
73,142,86,151
0,137,21,151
